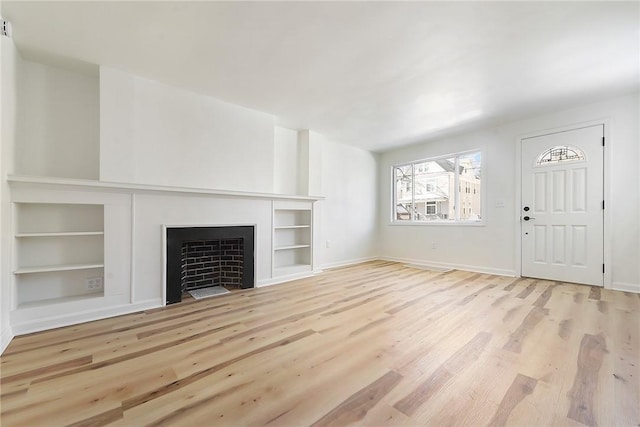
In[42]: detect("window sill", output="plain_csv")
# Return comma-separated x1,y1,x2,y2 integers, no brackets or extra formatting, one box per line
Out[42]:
388,221,485,227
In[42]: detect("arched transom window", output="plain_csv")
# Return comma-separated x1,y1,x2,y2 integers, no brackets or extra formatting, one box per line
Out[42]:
535,145,585,165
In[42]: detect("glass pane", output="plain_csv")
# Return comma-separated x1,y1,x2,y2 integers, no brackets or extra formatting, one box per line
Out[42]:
413,158,454,221
394,165,413,221
536,145,585,165
457,152,482,221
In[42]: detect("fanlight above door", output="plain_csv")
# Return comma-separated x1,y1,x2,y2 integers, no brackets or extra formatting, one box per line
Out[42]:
535,145,585,166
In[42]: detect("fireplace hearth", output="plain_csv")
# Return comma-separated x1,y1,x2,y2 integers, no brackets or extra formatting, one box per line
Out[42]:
166,226,255,304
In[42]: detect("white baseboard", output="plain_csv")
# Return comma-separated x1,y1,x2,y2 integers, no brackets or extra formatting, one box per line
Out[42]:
257,271,317,288
11,298,163,336
379,256,517,277
1,326,14,355
321,256,379,270
611,282,640,294
403,263,453,272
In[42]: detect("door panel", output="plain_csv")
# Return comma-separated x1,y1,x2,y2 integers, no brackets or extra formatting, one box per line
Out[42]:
552,225,565,263
534,225,546,262
551,170,566,212
534,173,546,212
572,226,587,266
572,168,587,211
521,125,603,286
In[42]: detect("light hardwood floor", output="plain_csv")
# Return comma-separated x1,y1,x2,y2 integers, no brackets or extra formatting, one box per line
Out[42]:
1,261,638,426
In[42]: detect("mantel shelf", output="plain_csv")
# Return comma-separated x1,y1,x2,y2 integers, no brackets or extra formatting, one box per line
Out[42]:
8,175,324,201
274,225,311,230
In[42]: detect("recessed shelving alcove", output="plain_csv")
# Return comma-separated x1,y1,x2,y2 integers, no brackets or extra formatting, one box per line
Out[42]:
272,201,313,277
13,203,105,307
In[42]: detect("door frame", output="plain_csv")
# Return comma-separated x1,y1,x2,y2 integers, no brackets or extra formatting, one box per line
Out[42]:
515,118,611,288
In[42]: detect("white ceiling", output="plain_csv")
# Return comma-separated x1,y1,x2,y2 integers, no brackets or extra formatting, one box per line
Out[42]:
2,1,639,152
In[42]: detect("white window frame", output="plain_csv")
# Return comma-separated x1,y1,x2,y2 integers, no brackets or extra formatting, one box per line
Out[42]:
391,150,484,226
426,201,436,215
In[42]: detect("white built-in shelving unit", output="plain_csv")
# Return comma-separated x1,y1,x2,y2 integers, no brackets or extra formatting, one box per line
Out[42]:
272,201,313,277
7,175,317,334
13,203,105,308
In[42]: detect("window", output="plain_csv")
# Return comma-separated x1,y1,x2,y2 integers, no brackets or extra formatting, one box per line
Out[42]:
536,145,585,165
393,151,482,223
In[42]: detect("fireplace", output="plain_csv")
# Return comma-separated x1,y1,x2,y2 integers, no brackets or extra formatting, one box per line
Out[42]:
166,226,255,304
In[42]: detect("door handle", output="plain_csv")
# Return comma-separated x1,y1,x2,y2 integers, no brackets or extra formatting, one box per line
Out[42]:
523,216,535,221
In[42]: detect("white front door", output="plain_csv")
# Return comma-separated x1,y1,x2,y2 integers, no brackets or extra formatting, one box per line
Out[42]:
521,125,604,286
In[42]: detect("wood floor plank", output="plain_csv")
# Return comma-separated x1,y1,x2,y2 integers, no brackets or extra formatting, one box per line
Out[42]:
66,407,124,427
532,283,558,308
359,403,413,426
310,370,403,427
515,280,538,299
588,286,602,301
504,277,525,291
567,334,607,427
503,306,548,353
393,331,492,416
610,307,640,426
1,261,638,426
0,355,93,384
122,329,317,411
458,283,497,305
487,373,538,427
418,349,516,426
127,321,394,426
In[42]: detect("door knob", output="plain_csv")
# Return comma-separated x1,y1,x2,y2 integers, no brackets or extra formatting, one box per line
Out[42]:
523,216,535,221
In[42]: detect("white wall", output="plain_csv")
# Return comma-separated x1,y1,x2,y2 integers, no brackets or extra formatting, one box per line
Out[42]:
308,132,325,197
379,128,514,275
273,126,298,195
379,92,640,289
316,136,379,268
296,130,327,197
1,34,19,352
15,60,99,179
100,67,276,193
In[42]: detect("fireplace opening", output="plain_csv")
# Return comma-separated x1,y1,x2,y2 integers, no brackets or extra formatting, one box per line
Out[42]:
181,238,244,291
166,226,254,304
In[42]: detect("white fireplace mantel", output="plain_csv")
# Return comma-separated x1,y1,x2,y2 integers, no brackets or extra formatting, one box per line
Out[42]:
7,175,324,201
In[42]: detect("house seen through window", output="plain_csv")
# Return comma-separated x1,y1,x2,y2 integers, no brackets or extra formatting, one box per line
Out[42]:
393,151,482,222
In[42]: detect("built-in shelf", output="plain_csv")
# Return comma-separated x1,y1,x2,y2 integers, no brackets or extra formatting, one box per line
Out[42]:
14,263,105,275
274,263,313,276
15,231,104,238
13,202,106,308
274,244,311,251
273,201,313,277
17,292,103,309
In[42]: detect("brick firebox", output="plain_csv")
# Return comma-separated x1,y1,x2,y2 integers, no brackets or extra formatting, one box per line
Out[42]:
166,226,255,304
180,238,244,292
